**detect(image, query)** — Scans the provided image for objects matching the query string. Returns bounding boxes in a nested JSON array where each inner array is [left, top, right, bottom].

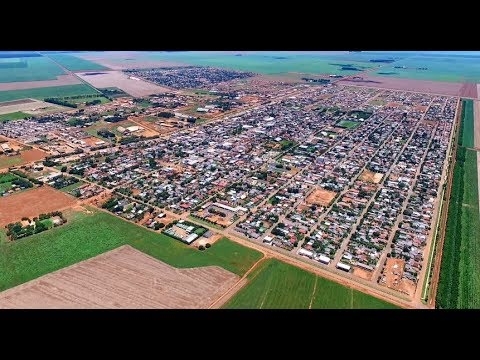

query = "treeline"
[[10, 170, 42, 185], [44, 98, 77, 108]]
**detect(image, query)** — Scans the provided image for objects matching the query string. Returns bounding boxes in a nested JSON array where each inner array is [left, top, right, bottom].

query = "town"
[[0, 70, 456, 301]]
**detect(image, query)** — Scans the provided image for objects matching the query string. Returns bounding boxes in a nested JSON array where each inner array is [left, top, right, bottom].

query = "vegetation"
[[437, 99, 480, 309], [0, 56, 65, 83], [0, 210, 262, 291], [224, 259, 399, 309], [5, 211, 65, 241], [0, 84, 100, 103], [0, 111, 32, 123], [45, 54, 108, 71], [337, 120, 361, 129]]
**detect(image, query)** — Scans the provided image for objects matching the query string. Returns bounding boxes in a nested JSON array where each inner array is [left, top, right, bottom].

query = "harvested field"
[[0, 245, 240, 309], [75, 51, 186, 70], [77, 71, 171, 97], [459, 82, 478, 99], [305, 188, 336, 206], [0, 98, 66, 115], [359, 169, 383, 184], [0, 186, 77, 226], [337, 75, 464, 97], [0, 75, 81, 92]]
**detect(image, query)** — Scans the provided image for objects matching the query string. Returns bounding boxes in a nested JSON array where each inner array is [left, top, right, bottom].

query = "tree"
[[205, 243, 211, 248], [198, 245, 205, 251], [60, 166, 67, 172]]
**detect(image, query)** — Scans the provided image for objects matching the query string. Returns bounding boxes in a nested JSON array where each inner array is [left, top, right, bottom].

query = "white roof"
[[184, 233, 199, 244]]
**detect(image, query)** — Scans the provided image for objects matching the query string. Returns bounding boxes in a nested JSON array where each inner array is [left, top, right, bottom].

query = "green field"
[[0, 172, 18, 193], [0, 155, 23, 169], [0, 56, 65, 83], [58, 181, 85, 193], [0, 230, 7, 245], [44, 54, 109, 71], [39, 218, 54, 229], [0, 111, 31, 123], [62, 95, 110, 105], [224, 259, 399, 309], [337, 120, 361, 129], [461, 99, 474, 148], [0, 209, 262, 292], [0, 84, 100, 103], [437, 98, 480, 308]]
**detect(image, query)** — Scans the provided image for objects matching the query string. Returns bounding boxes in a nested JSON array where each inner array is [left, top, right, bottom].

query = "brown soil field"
[[82, 137, 106, 147], [337, 75, 464, 97], [20, 149, 48, 162], [77, 71, 170, 97], [0, 99, 36, 107], [0, 75, 81, 92], [0, 186, 77, 226], [352, 266, 373, 281], [76, 51, 186, 70], [305, 188, 337, 206], [359, 169, 383, 184], [459, 82, 478, 98], [0, 245, 240, 309], [206, 214, 233, 227]]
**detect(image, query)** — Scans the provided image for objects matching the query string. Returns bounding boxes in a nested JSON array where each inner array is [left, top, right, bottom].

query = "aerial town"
[[0, 64, 457, 305]]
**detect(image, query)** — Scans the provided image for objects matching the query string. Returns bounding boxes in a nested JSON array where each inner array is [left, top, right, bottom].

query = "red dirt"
[[20, 149, 48, 162], [0, 245, 240, 309], [0, 186, 77, 226], [337, 75, 464, 97]]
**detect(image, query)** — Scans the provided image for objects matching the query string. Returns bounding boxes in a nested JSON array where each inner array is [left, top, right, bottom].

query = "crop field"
[[460, 99, 474, 148], [0, 56, 65, 83], [0, 245, 239, 309], [44, 53, 109, 71], [0, 84, 100, 103], [223, 259, 399, 309], [337, 120, 361, 129], [0, 111, 31, 122], [437, 148, 480, 309], [0, 209, 261, 292], [0, 148, 48, 170]]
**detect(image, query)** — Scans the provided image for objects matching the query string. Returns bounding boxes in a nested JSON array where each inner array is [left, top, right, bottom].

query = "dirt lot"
[[359, 169, 383, 184], [20, 149, 48, 162], [77, 71, 171, 97], [459, 82, 478, 98], [0, 75, 82, 92], [0, 245, 239, 309], [305, 187, 337, 206], [337, 75, 464, 97], [82, 137, 106, 147], [379, 258, 416, 297], [353, 266, 373, 281], [0, 186, 77, 226], [205, 214, 233, 227]]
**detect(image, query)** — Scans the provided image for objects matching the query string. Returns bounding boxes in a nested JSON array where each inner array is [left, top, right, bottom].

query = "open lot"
[[305, 187, 337, 206], [224, 259, 399, 309], [0, 74, 82, 92], [0, 245, 239, 309], [77, 71, 170, 97], [0, 98, 67, 116], [0, 209, 261, 292], [0, 186, 77, 226], [337, 75, 464, 97], [359, 169, 383, 183]]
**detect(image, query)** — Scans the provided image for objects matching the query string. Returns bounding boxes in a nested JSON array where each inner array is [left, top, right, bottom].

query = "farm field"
[[0, 209, 262, 292], [461, 99, 474, 148], [0, 98, 67, 116], [224, 259, 399, 309], [77, 71, 170, 97], [0, 111, 31, 122], [0, 186, 77, 226], [0, 56, 65, 83], [43, 53, 109, 71], [0, 84, 100, 103], [437, 148, 480, 309], [0, 155, 23, 169], [0, 245, 239, 309]]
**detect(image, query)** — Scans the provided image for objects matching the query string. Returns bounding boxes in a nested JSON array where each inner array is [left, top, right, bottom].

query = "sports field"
[[0, 209, 262, 292], [44, 53, 109, 71], [0, 56, 65, 83], [0, 84, 100, 102], [223, 259, 399, 309]]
